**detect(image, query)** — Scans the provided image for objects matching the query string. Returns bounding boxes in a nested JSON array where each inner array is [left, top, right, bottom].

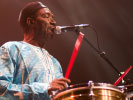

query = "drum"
[[52, 81, 126, 100], [126, 92, 133, 100], [123, 84, 133, 100]]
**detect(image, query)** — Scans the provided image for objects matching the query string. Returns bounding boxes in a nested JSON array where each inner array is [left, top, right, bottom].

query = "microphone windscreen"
[[54, 26, 62, 35]]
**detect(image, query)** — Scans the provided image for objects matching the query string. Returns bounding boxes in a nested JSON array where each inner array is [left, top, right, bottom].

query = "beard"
[[33, 20, 55, 42]]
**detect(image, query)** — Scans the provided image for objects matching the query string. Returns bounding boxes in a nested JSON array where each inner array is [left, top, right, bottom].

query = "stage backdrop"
[[0, 0, 132, 85]]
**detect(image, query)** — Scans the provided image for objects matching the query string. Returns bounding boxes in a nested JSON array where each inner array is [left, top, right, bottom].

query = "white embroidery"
[[31, 46, 55, 83]]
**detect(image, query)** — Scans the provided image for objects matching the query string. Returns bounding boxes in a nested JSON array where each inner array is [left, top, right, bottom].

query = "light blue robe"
[[0, 41, 63, 100]]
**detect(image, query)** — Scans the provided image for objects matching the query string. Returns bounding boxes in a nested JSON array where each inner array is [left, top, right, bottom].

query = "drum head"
[[53, 83, 126, 100]]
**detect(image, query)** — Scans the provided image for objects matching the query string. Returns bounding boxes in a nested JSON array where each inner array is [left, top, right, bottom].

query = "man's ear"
[[26, 17, 35, 25]]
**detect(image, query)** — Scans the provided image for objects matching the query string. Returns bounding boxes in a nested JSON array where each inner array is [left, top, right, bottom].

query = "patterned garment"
[[0, 41, 64, 100]]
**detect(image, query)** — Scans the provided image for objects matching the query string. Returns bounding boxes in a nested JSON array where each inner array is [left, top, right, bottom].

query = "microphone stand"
[[74, 29, 129, 85]]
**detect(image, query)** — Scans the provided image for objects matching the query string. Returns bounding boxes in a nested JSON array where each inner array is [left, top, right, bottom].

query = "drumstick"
[[114, 66, 132, 86], [65, 32, 84, 78]]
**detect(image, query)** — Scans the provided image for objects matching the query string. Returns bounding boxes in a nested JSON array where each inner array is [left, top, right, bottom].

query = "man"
[[0, 1, 70, 100]]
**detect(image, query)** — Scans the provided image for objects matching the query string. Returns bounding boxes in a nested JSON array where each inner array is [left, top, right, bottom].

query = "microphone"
[[55, 24, 89, 34]]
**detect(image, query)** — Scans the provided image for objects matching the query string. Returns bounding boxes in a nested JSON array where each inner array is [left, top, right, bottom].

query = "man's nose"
[[50, 19, 56, 26]]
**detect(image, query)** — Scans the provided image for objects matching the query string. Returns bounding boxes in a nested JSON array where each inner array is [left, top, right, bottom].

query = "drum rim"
[[67, 83, 122, 91], [54, 82, 124, 98]]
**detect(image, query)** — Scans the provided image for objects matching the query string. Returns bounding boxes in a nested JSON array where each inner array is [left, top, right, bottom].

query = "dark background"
[[0, 0, 132, 85]]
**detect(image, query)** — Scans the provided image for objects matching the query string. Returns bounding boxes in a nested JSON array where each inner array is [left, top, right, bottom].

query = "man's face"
[[34, 8, 56, 40]]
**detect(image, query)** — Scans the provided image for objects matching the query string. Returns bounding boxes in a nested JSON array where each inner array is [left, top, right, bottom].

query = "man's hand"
[[14, 92, 23, 100], [48, 78, 71, 95]]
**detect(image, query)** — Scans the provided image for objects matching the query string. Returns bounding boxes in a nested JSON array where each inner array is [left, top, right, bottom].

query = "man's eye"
[[42, 14, 49, 18]]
